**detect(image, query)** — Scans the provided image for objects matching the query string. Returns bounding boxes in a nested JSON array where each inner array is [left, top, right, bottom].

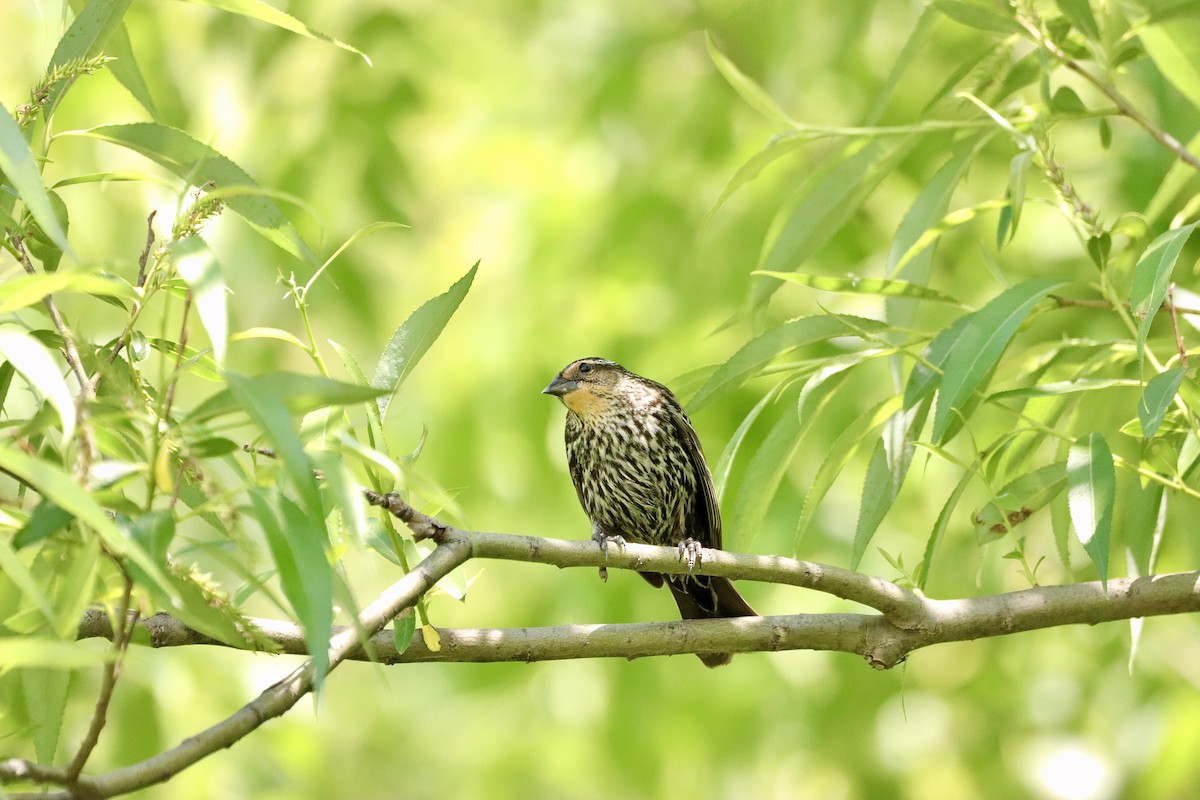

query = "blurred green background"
[[5, 0, 1200, 798]]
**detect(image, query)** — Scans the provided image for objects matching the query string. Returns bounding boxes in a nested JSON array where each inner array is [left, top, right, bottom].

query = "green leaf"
[[227, 373, 324, 522], [0, 102, 72, 255], [1146, 130, 1200, 221], [1134, 16, 1200, 108], [13, 500, 74, 549], [1050, 86, 1087, 113], [852, 440, 893, 570], [1056, 0, 1100, 38], [891, 199, 1010, 274], [188, 371, 386, 423], [1125, 481, 1166, 577], [986, 378, 1138, 401], [303, 221, 409, 294], [932, 279, 1066, 443], [0, 536, 58, 628], [707, 132, 811, 217], [973, 462, 1068, 539], [903, 313, 975, 409], [250, 488, 332, 683], [916, 467, 975, 589], [1067, 433, 1114, 584], [23, 668, 72, 764], [105, 22, 157, 117], [0, 639, 113, 668], [181, 0, 371, 64], [170, 238, 227, 367], [393, 610, 416, 655], [129, 510, 175, 565], [1130, 223, 1198, 362], [0, 270, 136, 313], [42, 0, 133, 120], [752, 139, 916, 309], [753, 272, 962, 305], [1137, 365, 1186, 439], [727, 402, 803, 552], [705, 32, 795, 127], [795, 397, 902, 554], [864, 4, 940, 124], [0, 326, 76, 441], [65, 123, 315, 263], [933, 0, 1023, 34], [688, 314, 887, 411], [372, 262, 477, 419]]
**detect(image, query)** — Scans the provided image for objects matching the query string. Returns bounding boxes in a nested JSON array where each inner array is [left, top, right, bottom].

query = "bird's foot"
[[592, 530, 626, 583], [678, 537, 704, 573]]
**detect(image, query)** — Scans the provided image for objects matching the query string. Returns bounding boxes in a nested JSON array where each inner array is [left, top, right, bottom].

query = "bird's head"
[[542, 357, 629, 418]]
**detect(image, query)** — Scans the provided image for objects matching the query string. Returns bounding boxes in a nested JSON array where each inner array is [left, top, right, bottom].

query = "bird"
[[542, 357, 756, 667]]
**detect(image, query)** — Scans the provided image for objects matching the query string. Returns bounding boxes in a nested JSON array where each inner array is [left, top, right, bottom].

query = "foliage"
[[2, 0, 1200, 798]]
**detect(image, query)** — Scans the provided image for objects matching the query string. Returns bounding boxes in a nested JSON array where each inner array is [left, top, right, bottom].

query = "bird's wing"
[[664, 400, 722, 550]]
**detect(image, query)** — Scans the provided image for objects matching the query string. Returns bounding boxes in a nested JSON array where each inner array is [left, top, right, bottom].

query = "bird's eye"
[[578, 362, 593, 374]]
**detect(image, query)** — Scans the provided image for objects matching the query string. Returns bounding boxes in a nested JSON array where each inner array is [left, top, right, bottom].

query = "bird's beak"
[[542, 376, 578, 397]]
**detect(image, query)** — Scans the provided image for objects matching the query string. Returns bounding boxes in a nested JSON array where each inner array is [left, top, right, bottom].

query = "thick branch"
[[70, 532, 1200, 670]]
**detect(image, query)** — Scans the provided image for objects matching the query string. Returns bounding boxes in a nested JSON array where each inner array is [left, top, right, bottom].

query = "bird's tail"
[[664, 575, 756, 668]]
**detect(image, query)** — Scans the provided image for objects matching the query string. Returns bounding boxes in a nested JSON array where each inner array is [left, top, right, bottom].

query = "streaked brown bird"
[[543, 357, 756, 667]]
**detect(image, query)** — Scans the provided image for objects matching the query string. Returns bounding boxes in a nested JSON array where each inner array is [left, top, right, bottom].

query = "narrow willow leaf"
[[865, 4, 939, 124], [973, 462, 1067, 539], [987, 378, 1138, 401], [1067, 433, 1115, 584], [707, 132, 811, 217], [1146, 130, 1200, 220], [728, 404, 802, 552], [227, 373, 324, 521], [0, 103, 72, 255], [903, 313, 975, 409], [1006, 150, 1034, 243], [0, 536, 58, 628], [229, 326, 309, 350], [795, 396, 902, 553], [713, 384, 782, 501], [188, 371, 385, 423], [891, 199, 1010, 274], [304, 221, 408, 293], [372, 262, 478, 419], [933, 279, 1066, 443], [916, 467, 975, 589], [182, 0, 371, 64], [313, 449, 369, 545], [689, 314, 887, 411], [106, 22, 157, 116], [933, 0, 1023, 33], [42, 0, 133, 119], [0, 327, 76, 441], [171, 238, 227, 367], [705, 32, 796, 127], [753, 271, 962, 305], [1056, 0, 1100, 39], [1135, 18, 1200, 108], [66, 123, 316, 263], [23, 668, 72, 764], [1125, 481, 1166, 578], [752, 139, 916, 309], [0, 271, 135, 313], [13, 500, 74, 549], [393, 610, 416, 655], [851, 440, 892, 570], [0, 639, 114, 668], [1130, 223, 1198, 362], [250, 489, 331, 682], [1137, 365, 1186, 439]]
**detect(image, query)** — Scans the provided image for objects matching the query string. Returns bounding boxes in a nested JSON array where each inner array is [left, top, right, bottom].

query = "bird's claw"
[[592, 531, 626, 582], [678, 538, 703, 573]]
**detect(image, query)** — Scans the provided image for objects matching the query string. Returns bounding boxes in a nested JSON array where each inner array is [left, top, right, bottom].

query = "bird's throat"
[[562, 389, 610, 420]]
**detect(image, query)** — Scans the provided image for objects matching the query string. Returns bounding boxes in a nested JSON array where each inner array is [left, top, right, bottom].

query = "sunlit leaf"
[[42, 0, 132, 120], [393, 610, 416, 655], [0, 639, 114, 668], [1130, 222, 1198, 362], [705, 32, 796, 127], [932, 279, 1066, 443], [189, 371, 386, 423], [916, 467, 975, 588], [0, 326, 76, 442], [171, 237, 227, 367], [373, 262, 477, 419], [180, 0, 371, 64], [753, 271, 962, 305], [64, 123, 316, 263], [689, 314, 887, 411], [1137, 365, 1186, 439], [1068, 433, 1114, 584], [23, 668, 72, 764], [0, 102, 72, 255], [933, 0, 1023, 34], [0, 271, 135, 313]]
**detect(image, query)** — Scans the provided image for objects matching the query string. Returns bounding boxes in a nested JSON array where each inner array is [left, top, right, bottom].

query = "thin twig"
[[66, 574, 138, 785], [1013, 5, 1200, 172], [1168, 284, 1188, 368], [136, 211, 157, 289]]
